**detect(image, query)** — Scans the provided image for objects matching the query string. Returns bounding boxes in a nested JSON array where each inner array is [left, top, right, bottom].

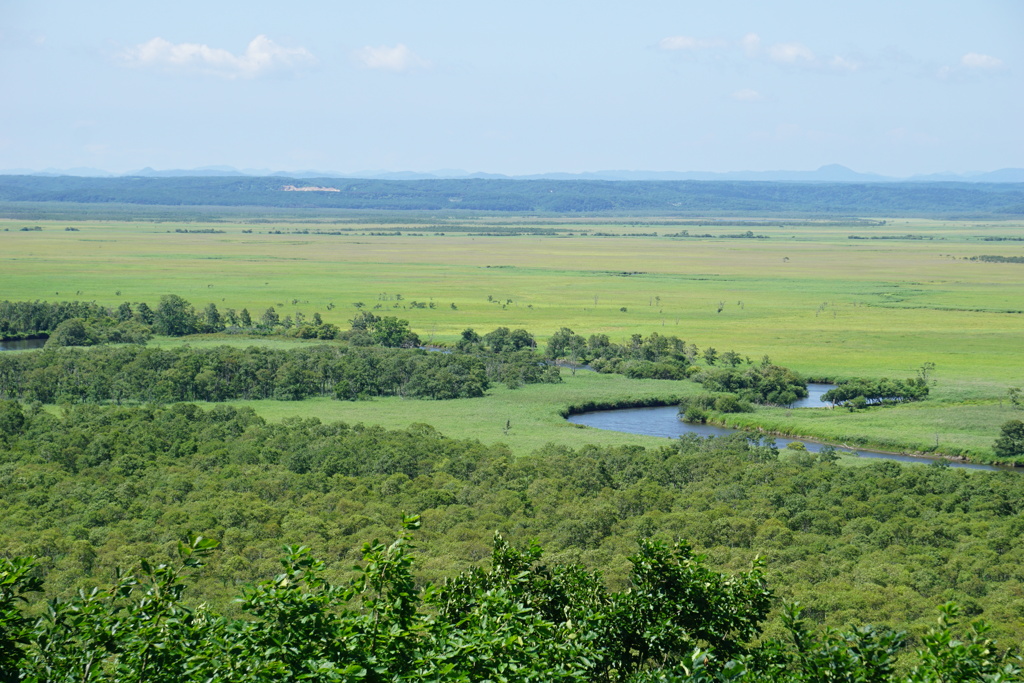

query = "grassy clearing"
[[215, 371, 702, 457]]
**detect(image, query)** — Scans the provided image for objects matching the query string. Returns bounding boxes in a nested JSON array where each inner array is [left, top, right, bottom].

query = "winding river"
[[567, 383, 1011, 472]]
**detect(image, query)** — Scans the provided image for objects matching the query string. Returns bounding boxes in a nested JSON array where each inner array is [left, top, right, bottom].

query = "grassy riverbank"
[[715, 402, 1023, 465]]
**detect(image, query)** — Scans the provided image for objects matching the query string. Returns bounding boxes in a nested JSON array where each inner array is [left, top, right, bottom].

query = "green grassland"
[[225, 371, 697, 455], [2, 216, 1023, 461]]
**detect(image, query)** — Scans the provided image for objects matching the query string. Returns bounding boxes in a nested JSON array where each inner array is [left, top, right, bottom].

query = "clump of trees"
[[347, 311, 421, 348], [822, 377, 930, 408], [694, 362, 808, 406], [679, 392, 755, 423], [0, 299, 160, 343], [0, 300, 110, 340], [454, 327, 559, 389], [44, 316, 151, 348], [546, 329, 695, 379], [543, 331, 808, 405], [994, 420, 1024, 460]]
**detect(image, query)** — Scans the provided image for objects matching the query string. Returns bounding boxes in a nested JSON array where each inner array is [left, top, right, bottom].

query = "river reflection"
[[567, 405, 1008, 472], [790, 383, 835, 408], [0, 338, 47, 351]]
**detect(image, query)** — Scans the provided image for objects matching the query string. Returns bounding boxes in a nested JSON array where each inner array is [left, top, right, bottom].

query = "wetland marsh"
[[2, 214, 1022, 463]]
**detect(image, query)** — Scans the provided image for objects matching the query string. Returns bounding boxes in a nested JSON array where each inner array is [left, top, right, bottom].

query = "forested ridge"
[[2, 175, 1023, 217]]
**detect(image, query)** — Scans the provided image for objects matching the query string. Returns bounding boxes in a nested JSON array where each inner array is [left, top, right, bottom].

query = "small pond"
[[0, 338, 47, 351], [567, 405, 1010, 472]]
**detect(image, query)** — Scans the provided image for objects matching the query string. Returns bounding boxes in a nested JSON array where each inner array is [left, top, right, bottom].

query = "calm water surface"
[[567, 405, 1010, 472], [0, 338, 46, 351], [790, 383, 835, 408]]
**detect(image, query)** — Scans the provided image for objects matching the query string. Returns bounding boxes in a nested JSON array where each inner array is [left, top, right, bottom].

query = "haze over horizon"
[[1, 0, 1020, 177], [5, 163, 1024, 184]]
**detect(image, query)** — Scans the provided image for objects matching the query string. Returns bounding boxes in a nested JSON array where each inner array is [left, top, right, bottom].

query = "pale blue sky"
[[1, 0, 1020, 176]]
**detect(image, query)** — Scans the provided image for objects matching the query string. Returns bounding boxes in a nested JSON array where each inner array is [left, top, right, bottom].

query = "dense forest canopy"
[[1, 175, 1023, 217], [2, 402, 1024, 679]]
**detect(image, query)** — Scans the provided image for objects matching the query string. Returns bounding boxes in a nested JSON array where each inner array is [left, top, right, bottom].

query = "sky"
[[1, 0, 1021, 176]]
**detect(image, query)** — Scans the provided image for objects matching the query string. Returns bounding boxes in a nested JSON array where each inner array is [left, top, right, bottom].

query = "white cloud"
[[355, 44, 429, 72], [731, 88, 763, 102], [741, 33, 761, 57], [937, 52, 1006, 81], [830, 56, 860, 72], [961, 52, 1003, 69], [665, 31, 856, 75], [659, 36, 727, 51], [121, 35, 315, 79], [767, 42, 815, 64]]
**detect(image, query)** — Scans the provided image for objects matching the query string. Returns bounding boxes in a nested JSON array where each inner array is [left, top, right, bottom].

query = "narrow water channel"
[[0, 338, 47, 351], [567, 405, 1009, 472]]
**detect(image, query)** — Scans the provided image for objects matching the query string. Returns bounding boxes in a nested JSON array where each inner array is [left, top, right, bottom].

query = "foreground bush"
[[2, 522, 1021, 681]]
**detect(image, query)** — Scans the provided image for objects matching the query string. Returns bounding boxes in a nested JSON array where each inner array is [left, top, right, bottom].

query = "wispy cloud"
[[658, 36, 728, 51], [663, 32, 856, 72], [120, 35, 315, 79], [731, 88, 763, 102], [740, 33, 761, 57], [767, 42, 815, 64], [938, 52, 1006, 81], [961, 52, 1003, 69], [355, 44, 429, 72], [829, 56, 860, 72]]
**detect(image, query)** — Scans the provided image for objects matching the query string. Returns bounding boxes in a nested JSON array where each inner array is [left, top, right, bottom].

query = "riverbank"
[[567, 404, 1014, 472], [704, 402, 1023, 467]]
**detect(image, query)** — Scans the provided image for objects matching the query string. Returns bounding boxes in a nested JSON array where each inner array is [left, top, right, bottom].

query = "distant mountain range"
[[2, 164, 1023, 183]]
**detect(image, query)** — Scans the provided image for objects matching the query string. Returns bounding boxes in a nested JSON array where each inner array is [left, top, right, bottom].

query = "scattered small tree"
[[260, 306, 280, 328], [918, 361, 936, 384], [1008, 387, 1022, 410]]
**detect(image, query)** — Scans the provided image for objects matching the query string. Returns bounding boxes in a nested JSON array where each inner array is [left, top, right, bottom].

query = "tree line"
[[822, 378, 930, 408], [2, 297, 815, 407], [0, 299, 119, 341], [546, 329, 810, 406], [0, 342, 561, 405], [3, 174, 1024, 217]]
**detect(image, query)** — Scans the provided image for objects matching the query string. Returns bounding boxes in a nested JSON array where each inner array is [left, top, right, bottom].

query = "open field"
[[2, 215, 1023, 460], [2, 217, 1022, 381], [225, 371, 696, 456]]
